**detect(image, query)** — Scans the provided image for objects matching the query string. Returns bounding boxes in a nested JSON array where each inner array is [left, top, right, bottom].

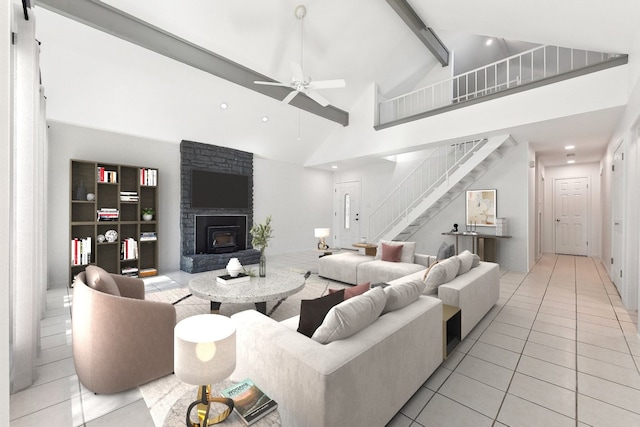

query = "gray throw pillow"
[[436, 242, 449, 260]]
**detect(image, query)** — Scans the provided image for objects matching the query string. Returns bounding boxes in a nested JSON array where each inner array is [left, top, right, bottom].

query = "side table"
[[443, 304, 461, 359], [352, 243, 377, 256], [164, 379, 281, 426]]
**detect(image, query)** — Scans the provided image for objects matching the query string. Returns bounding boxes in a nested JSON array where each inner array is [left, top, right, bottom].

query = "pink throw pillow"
[[328, 281, 371, 300], [381, 242, 403, 262]]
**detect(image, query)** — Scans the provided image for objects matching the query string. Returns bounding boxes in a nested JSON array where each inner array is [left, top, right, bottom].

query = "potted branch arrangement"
[[250, 215, 273, 277]]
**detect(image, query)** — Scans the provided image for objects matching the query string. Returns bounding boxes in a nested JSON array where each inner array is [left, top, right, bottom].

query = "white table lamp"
[[314, 228, 330, 250], [174, 314, 236, 426]]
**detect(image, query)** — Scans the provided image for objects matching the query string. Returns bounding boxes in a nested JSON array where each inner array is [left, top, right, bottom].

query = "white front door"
[[334, 181, 361, 249], [611, 142, 624, 294], [554, 177, 589, 256]]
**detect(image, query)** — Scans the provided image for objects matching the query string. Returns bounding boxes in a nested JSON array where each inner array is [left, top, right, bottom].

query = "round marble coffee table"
[[189, 267, 306, 315], [163, 379, 281, 426]]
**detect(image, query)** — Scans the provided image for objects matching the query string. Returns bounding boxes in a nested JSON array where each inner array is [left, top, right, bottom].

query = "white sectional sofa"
[[388, 259, 500, 339], [319, 240, 434, 285], [231, 294, 443, 427]]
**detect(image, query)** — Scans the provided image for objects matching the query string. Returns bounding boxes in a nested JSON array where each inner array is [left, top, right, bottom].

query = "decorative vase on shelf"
[[226, 257, 242, 277], [142, 213, 153, 221], [259, 250, 266, 277]]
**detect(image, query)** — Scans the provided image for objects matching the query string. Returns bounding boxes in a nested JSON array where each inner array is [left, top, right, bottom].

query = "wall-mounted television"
[[191, 169, 250, 209]]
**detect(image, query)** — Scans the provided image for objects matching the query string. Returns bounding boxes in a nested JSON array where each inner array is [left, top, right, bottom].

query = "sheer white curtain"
[[10, 0, 48, 393]]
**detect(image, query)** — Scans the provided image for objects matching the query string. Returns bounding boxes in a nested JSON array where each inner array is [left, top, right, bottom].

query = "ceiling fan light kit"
[[253, 4, 345, 108]]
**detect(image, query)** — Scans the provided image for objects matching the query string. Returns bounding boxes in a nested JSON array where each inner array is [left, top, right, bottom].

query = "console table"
[[441, 232, 511, 262]]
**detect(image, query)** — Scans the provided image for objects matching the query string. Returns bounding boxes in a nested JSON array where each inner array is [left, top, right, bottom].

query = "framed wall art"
[[466, 189, 496, 226]]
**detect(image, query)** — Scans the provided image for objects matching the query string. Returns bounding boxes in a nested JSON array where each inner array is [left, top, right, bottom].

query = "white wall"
[[253, 158, 333, 255], [47, 122, 333, 286], [334, 140, 529, 272], [541, 163, 602, 259], [1, 0, 11, 421]]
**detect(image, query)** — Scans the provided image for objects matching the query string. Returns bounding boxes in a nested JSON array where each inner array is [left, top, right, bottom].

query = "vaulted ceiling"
[[36, 0, 640, 168]]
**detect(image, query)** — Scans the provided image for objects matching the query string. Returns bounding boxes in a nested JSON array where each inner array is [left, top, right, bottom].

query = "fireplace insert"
[[207, 226, 240, 254]]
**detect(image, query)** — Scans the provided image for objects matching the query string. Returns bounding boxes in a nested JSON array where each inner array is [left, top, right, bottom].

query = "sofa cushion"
[[457, 250, 474, 275], [381, 242, 403, 262], [436, 242, 455, 260], [328, 282, 371, 300], [312, 287, 387, 344], [85, 265, 120, 296], [424, 256, 461, 294], [472, 253, 481, 268], [382, 279, 426, 314], [375, 240, 415, 264], [297, 290, 345, 338]]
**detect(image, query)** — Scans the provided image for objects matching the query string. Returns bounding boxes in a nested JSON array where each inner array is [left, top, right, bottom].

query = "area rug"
[[140, 270, 346, 426]]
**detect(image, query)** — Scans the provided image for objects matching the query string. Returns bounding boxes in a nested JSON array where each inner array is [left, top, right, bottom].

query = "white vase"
[[226, 258, 242, 277], [142, 213, 153, 221]]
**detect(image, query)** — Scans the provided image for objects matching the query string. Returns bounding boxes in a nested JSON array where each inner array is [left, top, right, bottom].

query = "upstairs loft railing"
[[369, 138, 486, 242], [378, 45, 622, 125]]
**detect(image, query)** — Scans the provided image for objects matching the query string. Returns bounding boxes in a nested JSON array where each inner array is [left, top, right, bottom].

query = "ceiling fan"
[[254, 5, 345, 107]]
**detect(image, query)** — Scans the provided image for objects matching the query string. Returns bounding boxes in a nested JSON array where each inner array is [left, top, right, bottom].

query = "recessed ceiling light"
[[261, 116, 269, 122], [485, 38, 493, 46], [567, 160, 576, 164], [564, 145, 575, 150], [331, 165, 338, 169], [220, 102, 228, 109]]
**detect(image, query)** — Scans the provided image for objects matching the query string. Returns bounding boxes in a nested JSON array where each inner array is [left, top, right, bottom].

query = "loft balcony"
[[376, 45, 628, 130]]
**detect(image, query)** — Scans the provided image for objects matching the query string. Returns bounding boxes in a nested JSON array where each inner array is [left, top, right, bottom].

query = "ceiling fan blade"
[[307, 79, 346, 90], [304, 90, 330, 107], [254, 80, 291, 88], [282, 90, 300, 104], [290, 62, 304, 82]]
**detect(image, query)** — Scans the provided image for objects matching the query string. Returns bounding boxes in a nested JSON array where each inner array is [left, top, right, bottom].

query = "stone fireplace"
[[180, 141, 260, 273]]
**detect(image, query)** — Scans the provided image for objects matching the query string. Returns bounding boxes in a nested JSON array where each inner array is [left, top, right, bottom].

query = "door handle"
[[556, 219, 560, 223]]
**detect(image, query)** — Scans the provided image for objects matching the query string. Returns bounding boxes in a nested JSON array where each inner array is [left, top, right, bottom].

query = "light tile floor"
[[10, 252, 640, 426]]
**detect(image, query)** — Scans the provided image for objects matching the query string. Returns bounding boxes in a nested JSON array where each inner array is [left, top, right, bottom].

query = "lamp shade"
[[174, 314, 236, 386], [314, 228, 330, 238]]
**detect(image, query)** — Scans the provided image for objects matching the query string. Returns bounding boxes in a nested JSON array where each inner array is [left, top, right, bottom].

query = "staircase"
[[369, 134, 516, 243]]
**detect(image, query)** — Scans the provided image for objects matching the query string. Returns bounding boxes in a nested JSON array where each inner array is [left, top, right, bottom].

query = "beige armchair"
[[72, 266, 176, 394]]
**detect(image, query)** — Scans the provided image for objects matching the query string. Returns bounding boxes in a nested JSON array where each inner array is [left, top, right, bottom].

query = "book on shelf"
[[139, 268, 158, 278], [120, 191, 139, 202], [221, 379, 278, 425], [139, 168, 158, 186], [121, 267, 139, 277], [97, 208, 119, 221], [139, 231, 157, 241], [216, 273, 251, 284], [97, 167, 117, 183], [120, 238, 138, 260], [71, 237, 92, 266]]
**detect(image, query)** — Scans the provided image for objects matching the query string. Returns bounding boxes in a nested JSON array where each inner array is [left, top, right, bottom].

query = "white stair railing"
[[378, 45, 621, 125], [369, 138, 487, 241]]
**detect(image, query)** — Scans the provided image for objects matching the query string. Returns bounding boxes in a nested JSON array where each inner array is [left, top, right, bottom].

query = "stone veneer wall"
[[180, 140, 259, 272]]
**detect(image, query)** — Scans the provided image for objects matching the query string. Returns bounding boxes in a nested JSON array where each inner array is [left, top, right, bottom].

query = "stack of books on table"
[[97, 208, 119, 221], [120, 191, 139, 202], [221, 378, 278, 425]]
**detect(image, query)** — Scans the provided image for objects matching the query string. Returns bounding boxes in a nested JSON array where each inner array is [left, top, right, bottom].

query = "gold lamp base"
[[186, 385, 234, 426]]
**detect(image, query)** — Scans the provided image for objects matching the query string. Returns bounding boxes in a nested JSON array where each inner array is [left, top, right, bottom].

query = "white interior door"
[[334, 181, 361, 249], [554, 177, 589, 256], [611, 143, 624, 293]]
